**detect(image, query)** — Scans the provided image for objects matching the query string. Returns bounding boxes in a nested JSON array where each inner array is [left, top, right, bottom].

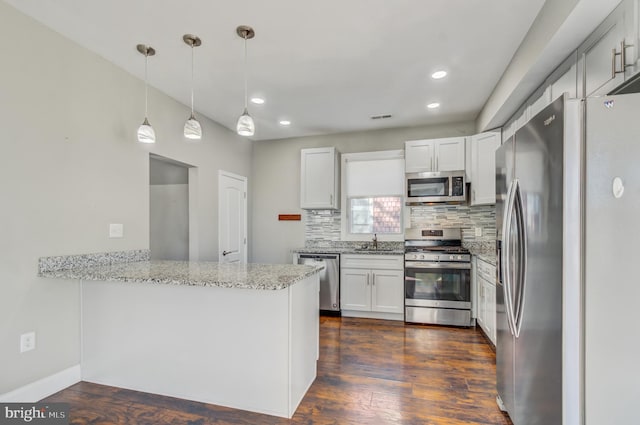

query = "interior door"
[[585, 94, 640, 425], [218, 171, 247, 264]]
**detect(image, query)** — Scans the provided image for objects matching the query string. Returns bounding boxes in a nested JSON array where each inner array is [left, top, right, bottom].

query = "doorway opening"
[[149, 154, 198, 261]]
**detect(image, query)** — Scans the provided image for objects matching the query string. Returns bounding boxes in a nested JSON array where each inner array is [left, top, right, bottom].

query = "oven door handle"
[[404, 261, 471, 270]]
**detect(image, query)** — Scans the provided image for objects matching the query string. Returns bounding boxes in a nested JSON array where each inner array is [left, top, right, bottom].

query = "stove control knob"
[[449, 255, 454, 260], [419, 254, 425, 260], [457, 255, 462, 260]]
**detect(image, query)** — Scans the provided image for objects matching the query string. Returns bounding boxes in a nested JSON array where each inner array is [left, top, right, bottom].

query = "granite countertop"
[[476, 253, 497, 266], [39, 260, 322, 291], [294, 247, 404, 255], [463, 241, 497, 266]]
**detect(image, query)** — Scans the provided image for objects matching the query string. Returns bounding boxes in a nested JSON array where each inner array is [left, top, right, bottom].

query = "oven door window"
[[407, 178, 449, 198], [405, 266, 470, 302]]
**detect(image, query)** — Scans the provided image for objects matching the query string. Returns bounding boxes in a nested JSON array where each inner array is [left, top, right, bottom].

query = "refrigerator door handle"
[[502, 179, 518, 337], [513, 180, 527, 338]]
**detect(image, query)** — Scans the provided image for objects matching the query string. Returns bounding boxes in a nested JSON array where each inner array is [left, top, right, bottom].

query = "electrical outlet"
[[475, 227, 483, 237], [109, 223, 124, 238], [20, 332, 36, 353]]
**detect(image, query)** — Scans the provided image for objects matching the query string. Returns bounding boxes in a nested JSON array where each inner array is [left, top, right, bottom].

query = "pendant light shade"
[[137, 118, 156, 144], [184, 115, 202, 139], [236, 108, 255, 136], [136, 44, 156, 144], [183, 34, 202, 141], [236, 26, 255, 137]]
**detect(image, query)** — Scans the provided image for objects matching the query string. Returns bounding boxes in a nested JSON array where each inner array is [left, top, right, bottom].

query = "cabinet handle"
[[330, 194, 333, 205], [435, 157, 438, 171], [612, 41, 635, 78], [372, 273, 376, 285], [430, 157, 434, 171], [473, 189, 476, 202]]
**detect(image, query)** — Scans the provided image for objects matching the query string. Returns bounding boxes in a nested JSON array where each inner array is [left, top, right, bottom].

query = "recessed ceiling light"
[[250, 97, 265, 105], [279, 120, 291, 126], [431, 70, 447, 79], [427, 102, 441, 109]]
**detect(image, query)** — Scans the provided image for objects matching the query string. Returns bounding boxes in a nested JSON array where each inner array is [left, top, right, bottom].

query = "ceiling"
[[4, 0, 546, 141]]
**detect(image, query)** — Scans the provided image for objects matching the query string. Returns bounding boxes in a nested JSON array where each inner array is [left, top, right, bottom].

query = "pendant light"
[[183, 34, 202, 140], [236, 25, 255, 137], [136, 44, 156, 144]]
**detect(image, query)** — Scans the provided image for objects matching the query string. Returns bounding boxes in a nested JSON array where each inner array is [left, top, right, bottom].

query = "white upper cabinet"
[[551, 62, 578, 100], [436, 138, 466, 171], [578, 4, 627, 97], [624, 0, 640, 78], [469, 131, 501, 206], [404, 140, 435, 172], [300, 147, 339, 209], [405, 137, 466, 173]]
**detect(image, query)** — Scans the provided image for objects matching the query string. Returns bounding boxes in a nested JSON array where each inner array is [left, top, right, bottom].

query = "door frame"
[[218, 170, 248, 263]]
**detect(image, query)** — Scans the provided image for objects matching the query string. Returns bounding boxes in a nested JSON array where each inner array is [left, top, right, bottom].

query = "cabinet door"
[[340, 268, 371, 311], [300, 147, 337, 209], [476, 276, 487, 332], [579, 6, 626, 97], [486, 282, 497, 345], [470, 131, 501, 206], [624, 0, 639, 78], [371, 269, 404, 314], [405, 140, 435, 173], [551, 62, 578, 100], [435, 138, 466, 171]]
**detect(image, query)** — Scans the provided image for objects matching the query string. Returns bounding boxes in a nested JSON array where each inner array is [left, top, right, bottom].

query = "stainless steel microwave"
[[405, 171, 466, 204]]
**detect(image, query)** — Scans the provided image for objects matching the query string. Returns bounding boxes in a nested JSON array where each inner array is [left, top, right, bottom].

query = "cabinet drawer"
[[341, 254, 403, 270], [477, 259, 496, 283]]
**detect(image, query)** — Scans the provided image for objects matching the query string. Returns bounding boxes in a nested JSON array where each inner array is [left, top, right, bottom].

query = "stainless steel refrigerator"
[[496, 96, 564, 425], [582, 92, 640, 425], [496, 92, 640, 424]]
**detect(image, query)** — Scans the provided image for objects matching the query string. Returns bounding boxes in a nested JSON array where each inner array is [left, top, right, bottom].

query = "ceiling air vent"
[[370, 114, 392, 120]]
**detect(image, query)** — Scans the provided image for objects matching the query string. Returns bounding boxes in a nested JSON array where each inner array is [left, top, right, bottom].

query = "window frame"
[[340, 150, 405, 242]]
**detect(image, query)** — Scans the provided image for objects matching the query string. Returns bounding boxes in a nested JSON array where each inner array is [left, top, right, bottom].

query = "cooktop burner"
[[405, 246, 469, 254]]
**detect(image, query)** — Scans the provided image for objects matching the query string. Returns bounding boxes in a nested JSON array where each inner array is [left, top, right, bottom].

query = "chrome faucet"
[[372, 233, 378, 250]]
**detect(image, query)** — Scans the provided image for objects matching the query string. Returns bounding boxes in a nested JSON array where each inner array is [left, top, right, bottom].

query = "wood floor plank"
[[41, 317, 512, 424]]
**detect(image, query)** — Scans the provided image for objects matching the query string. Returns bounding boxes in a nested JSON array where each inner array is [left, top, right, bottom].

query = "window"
[[349, 196, 402, 234], [341, 150, 405, 241]]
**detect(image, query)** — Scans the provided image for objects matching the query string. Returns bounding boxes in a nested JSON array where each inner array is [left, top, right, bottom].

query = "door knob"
[[222, 250, 232, 256]]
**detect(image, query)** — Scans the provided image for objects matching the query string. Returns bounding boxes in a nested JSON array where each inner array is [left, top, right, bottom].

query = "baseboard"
[[341, 310, 404, 321], [0, 365, 81, 402]]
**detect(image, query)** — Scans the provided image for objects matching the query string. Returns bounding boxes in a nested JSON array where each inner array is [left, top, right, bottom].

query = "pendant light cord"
[[144, 51, 149, 118], [190, 44, 195, 116], [243, 34, 248, 110]]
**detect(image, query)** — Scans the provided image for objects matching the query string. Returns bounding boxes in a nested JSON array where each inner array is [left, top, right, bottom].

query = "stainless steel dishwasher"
[[297, 253, 340, 314]]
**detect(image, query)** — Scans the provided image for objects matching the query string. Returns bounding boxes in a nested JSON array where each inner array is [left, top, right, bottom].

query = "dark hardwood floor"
[[42, 317, 512, 424]]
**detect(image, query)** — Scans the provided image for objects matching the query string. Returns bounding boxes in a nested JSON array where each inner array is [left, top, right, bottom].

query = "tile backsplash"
[[409, 204, 496, 242], [304, 204, 496, 246], [305, 210, 341, 243]]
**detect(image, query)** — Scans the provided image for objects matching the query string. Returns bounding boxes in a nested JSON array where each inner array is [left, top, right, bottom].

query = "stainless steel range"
[[404, 228, 472, 326]]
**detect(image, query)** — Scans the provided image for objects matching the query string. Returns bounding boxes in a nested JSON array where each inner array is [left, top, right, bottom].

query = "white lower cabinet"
[[340, 255, 404, 321], [474, 257, 497, 345]]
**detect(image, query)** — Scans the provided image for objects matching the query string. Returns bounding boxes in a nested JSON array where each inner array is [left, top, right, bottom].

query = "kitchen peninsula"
[[38, 250, 321, 418]]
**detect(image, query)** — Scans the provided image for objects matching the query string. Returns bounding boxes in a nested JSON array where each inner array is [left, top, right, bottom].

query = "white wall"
[[0, 2, 252, 395], [150, 185, 189, 261], [252, 121, 475, 264], [150, 158, 190, 261]]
